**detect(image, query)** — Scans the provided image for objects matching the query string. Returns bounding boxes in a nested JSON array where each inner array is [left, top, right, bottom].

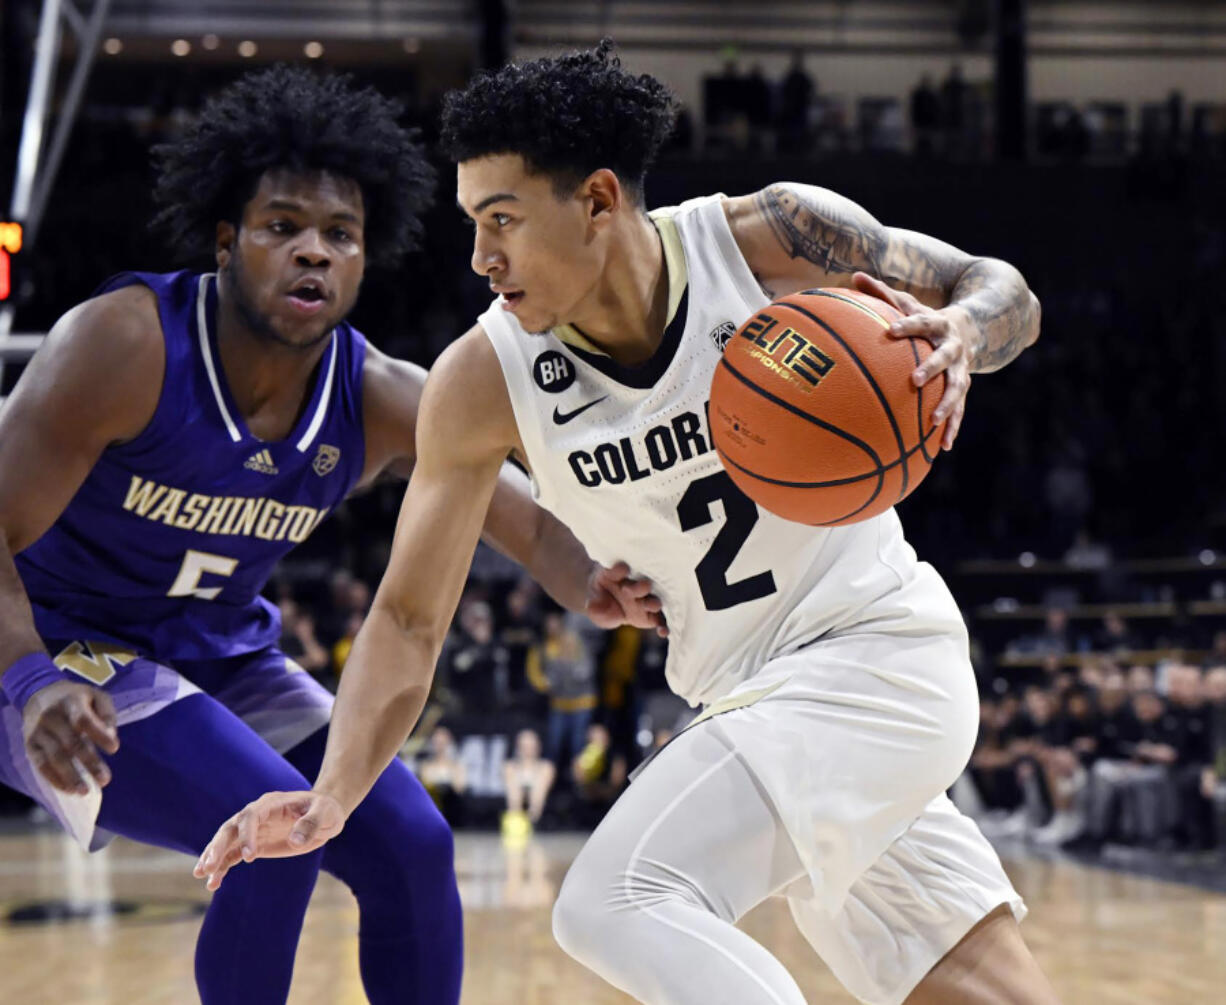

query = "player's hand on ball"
[[194, 790, 345, 890], [586, 561, 668, 637], [852, 272, 972, 451], [22, 681, 119, 795]]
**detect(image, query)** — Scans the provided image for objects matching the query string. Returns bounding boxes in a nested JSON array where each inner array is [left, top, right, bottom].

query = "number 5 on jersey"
[[168, 549, 238, 600]]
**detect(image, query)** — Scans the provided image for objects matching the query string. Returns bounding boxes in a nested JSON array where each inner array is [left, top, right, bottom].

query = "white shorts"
[[560, 625, 1025, 1004], [706, 628, 1023, 1000]]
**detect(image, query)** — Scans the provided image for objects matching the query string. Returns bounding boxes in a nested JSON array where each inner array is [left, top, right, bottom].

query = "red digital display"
[[0, 222, 22, 302]]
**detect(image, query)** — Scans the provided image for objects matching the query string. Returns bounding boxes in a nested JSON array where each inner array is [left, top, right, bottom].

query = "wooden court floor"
[[0, 828, 1223, 1003]]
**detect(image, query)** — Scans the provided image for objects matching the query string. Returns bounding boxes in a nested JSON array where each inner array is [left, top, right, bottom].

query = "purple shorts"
[[0, 641, 333, 847]]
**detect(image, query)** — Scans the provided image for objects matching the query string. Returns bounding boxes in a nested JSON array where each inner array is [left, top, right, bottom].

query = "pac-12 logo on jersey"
[[532, 350, 576, 393], [709, 321, 736, 352], [313, 444, 340, 476]]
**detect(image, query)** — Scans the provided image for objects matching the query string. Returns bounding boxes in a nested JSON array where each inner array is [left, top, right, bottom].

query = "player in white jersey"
[[198, 43, 1059, 1004]]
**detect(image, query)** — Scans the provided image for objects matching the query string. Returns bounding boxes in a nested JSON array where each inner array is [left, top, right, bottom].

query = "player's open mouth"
[[500, 291, 524, 311], [286, 279, 329, 315]]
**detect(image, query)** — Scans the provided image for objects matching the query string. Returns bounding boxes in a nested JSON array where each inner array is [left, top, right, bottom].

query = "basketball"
[[710, 288, 946, 526]]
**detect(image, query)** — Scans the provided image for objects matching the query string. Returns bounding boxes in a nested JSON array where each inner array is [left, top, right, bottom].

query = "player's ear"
[[215, 220, 236, 271], [583, 169, 622, 229]]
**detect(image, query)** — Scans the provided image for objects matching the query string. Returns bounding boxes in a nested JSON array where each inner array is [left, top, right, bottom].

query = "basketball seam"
[[717, 447, 881, 525], [801, 287, 890, 325], [716, 358, 885, 468], [776, 293, 912, 500], [717, 433, 936, 489]]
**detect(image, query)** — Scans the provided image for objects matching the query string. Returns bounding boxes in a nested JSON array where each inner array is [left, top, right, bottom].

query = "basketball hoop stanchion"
[[1, 0, 113, 388]]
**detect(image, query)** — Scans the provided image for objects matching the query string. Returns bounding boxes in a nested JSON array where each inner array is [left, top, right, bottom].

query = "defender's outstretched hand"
[[853, 272, 973, 450], [586, 562, 668, 637], [194, 790, 344, 891]]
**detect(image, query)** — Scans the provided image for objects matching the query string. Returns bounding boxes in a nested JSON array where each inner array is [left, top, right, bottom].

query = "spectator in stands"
[[441, 598, 509, 716], [1167, 664, 1214, 848], [1063, 529, 1112, 570], [598, 624, 643, 774], [744, 63, 772, 149], [777, 49, 815, 153], [504, 728, 555, 827], [1094, 665, 1133, 761], [1035, 607, 1072, 658], [1043, 443, 1093, 555], [418, 725, 468, 826], [331, 609, 365, 679], [967, 696, 1023, 815], [319, 569, 356, 648], [278, 596, 330, 677], [940, 62, 969, 155], [527, 611, 598, 768], [572, 722, 628, 823], [498, 575, 544, 704], [1200, 665, 1226, 848], [1094, 611, 1137, 655], [1033, 686, 1097, 845], [703, 55, 747, 150], [1078, 656, 1111, 691], [909, 74, 941, 156], [1128, 663, 1155, 694], [1088, 690, 1179, 847], [1205, 631, 1226, 670], [651, 726, 675, 756], [1008, 687, 1065, 832], [666, 106, 695, 153], [1123, 661, 1152, 696], [320, 568, 371, 650]]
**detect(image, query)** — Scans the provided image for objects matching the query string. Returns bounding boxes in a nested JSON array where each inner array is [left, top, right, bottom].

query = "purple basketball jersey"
[[16, 270, 368, 660]]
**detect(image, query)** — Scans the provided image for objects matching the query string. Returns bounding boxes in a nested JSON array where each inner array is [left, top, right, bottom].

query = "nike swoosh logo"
[[552, 396, 609, 425]]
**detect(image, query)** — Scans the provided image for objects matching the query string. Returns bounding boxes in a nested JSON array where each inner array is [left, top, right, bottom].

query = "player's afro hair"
[[152, 64, 434, 268], [439, 39, 678, 202]]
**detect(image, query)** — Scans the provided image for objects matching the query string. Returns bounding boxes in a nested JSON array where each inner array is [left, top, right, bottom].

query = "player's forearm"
[[0, 534, 48, 673], [948, 259, 1041, 373], [528, 512, 594, 613], [480, 465, 593, 612], [312, 606, 440, 817]]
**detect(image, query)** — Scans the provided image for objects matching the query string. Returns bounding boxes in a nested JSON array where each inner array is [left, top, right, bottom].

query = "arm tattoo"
[[754, 183, 1037, 372], [755, 184, 960, 298], [949, 259, 1038, 373], [754, 185, 887, 278]]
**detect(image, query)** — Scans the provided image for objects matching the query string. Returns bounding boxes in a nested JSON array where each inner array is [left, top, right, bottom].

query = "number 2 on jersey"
[[677, 472, 777, 611]]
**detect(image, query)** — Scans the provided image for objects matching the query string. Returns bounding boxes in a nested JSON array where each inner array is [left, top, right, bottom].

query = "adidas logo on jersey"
[[243, 448, 279, 475]]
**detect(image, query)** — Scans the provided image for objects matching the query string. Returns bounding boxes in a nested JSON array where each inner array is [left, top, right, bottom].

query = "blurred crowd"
[[275, 551, 1226, 855], [274, 549, 690, 835], [960, 659, 1226, 854]]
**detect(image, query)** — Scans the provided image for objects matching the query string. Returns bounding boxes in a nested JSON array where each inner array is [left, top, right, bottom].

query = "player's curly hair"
[[439, 39, 678, 203], [151, 64, 434, 267]]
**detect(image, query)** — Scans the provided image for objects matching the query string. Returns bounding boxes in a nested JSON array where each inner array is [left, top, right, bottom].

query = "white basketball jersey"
[[480, 194, 964, 707]]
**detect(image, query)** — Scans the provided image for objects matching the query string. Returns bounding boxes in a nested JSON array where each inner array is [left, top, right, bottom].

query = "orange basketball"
[[709, 288, 946, 526]]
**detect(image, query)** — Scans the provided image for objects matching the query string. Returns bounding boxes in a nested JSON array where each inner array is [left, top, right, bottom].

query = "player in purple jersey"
[[0, 67, 661, 1005]]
